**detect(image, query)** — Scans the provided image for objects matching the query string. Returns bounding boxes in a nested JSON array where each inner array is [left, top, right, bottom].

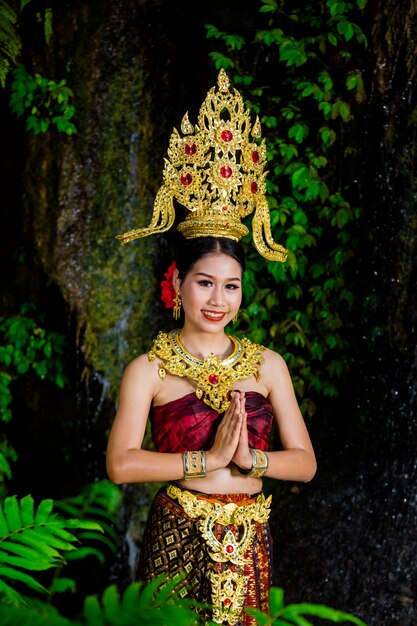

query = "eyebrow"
[[194, 272, 241, 282]]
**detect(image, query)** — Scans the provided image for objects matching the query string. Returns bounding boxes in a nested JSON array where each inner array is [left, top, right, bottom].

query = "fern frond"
[[0, 600, 74, 625], [0, 565, 47, 594], [0, 495, 101, 604], [55, 481, 121, 561], [81, 578, 198, 626], [280, 603, 367, 625], [64, 546, 105, 564]]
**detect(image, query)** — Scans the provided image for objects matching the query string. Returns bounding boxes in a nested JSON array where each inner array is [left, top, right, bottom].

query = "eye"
[[226, 283, 240, 290], [198, 280, 212, 287]]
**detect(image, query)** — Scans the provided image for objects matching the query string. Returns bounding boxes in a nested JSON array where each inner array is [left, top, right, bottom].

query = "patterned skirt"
[[137, 483, 273, 626]]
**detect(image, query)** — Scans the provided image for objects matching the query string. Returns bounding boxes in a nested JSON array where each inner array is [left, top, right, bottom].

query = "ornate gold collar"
[[148, 329, 265, 412]]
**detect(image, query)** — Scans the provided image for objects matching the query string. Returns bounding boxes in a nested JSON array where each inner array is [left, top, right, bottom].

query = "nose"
[[207, 285, 225, 308]]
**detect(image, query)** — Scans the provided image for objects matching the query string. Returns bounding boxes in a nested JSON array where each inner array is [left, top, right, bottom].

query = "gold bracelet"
[[248, 448, 268, 478], [182, 450, 206, 480]]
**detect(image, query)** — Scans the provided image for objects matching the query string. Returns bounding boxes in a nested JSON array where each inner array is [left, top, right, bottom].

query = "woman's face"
[[173, 252, 242, 333]]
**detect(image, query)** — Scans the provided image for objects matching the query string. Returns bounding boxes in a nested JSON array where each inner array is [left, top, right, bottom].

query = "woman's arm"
[[261, 349, 317, 483], [106, 355, 184, 484]]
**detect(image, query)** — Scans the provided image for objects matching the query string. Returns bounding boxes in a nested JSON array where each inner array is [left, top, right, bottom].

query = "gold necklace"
[[148, 329, 265, 412], [174, 331, 240, 365]]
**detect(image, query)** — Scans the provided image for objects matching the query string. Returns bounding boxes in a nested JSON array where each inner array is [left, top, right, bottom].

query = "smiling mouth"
[[201, 310, 227, 322]]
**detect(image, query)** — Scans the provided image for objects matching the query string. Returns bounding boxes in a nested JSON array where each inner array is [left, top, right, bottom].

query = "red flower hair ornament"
[[160, 262, 177, 308]]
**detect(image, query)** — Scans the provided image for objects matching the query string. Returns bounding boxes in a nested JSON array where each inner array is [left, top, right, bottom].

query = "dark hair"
[[175, 237, 246, 281]]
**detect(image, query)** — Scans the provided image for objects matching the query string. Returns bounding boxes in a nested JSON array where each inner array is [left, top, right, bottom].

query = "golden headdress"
[[117, 69, 287, 262]]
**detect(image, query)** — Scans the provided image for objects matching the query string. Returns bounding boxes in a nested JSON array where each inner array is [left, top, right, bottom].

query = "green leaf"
[[49, 576, 77, 594], [34, 498, 54, 523], [346, 74, 357, 90], [0, 538, 60, 561], [282, 602, 367, 625], [259, 0, 278, 13], [4, 495, 22, 530], [0, 602, 74, 626], [65, 546, 105, 564], [288, 123, 309, 144], [0, 577, 22, 604], [208, 51, 234, 70], [44, 8, 53, 44], [204, 23, 225, 40], [225, 34, 245, 51], [337, 19, 354, 42], [102, 584, 120, 621], [291, 165, 311, 190], [270, 587, 285, 613], [328, 32, 338, 46], [84, 595, 104, 625], [0, 549, 60, 570], [0, 565, 48, 593], [279, 40, 307, 67], [19, 526, 77, 552]]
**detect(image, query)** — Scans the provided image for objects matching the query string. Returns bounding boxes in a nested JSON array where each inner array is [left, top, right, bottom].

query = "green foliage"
[[206, 0, 368, 414], [0, 579, 368, 625], [0, 494, 102, 605], [79, 575, 198, 626], [248, 586, 367, 625], [0, 307, 69, 487], [0, 0, 54, 88], [9, 65, 77, 134], [0, 308, 68, 422], [54, 481, 122, 567], [0, 576, 196, 625], [0, 2, 76, 133], [0, 0, 21, 87]]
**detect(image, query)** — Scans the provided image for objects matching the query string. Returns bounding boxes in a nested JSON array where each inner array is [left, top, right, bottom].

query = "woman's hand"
[[231, 393, 252, 470], [206, 392, 245, 472]]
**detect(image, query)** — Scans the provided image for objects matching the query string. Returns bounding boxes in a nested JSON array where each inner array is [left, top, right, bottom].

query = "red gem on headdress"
[[185, 143, 197, 155], [222, 206, 228, 212], [224, 598, 231, 606], [225, 544, 234, 554], [252, 150, 260, 163], [221, 130, 233, 142], [220, 166, 232, 178], [181, 173, 193, 185], [208, 374, 219, 385], [251, 181, 258, 193]]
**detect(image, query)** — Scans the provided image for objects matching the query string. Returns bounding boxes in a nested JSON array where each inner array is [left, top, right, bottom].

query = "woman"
[[106, 235, 316, 625]]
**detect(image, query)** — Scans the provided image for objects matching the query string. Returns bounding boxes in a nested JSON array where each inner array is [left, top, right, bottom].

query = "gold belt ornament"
[[167, 484, 271, 625]]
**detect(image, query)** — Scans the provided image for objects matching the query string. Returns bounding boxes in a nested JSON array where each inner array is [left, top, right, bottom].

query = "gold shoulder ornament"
[[148, 329, 265, 412]]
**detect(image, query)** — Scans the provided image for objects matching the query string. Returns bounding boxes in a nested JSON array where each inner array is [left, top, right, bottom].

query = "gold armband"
[[237, 448, 268, 478], [248, 448, 268, 478], [182, 450, 206, 480]]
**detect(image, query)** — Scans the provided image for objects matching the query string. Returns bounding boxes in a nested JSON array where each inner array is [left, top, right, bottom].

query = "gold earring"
[[173, 292, 182, 320], [232, 312, 238, 324]]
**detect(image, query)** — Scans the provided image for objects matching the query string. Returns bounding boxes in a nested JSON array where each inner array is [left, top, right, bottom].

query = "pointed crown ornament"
[[117, 69, 287, 262]]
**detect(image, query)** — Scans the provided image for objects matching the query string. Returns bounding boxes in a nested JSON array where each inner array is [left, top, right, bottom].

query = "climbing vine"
[[0, 306, 68, 489], [9, 64, 76, 134], [206, 0, 368, 415], [0, 0, 77, 134]]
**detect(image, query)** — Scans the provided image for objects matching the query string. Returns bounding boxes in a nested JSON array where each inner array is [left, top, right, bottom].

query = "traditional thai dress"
[[138, 390, 274, 626]]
